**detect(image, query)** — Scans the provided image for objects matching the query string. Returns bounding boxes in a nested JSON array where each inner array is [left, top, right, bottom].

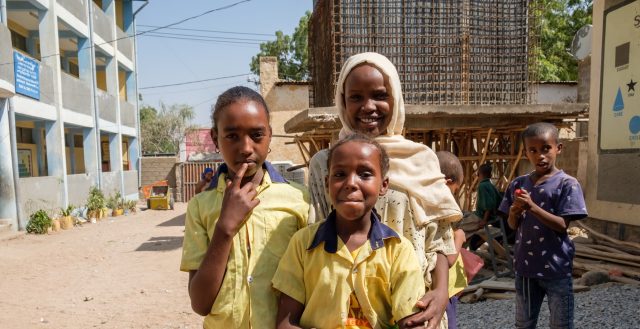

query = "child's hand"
[[512, 188, 533, 212], [215, 163, 263, 236]]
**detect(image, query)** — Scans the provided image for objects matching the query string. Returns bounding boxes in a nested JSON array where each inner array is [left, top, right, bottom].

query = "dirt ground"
[[0, 203, 202, 328]]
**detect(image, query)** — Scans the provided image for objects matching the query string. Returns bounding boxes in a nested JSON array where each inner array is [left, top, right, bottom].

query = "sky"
[[134, 0, 312, 127]]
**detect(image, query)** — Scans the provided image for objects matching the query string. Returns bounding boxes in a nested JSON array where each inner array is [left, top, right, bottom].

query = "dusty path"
[[0, 203, 202, 328]]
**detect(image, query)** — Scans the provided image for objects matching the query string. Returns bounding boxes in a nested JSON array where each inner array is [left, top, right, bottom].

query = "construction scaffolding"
[[296, 0, 587, 210], [309, 0, 540, 107], [286, 104, 588, 211]]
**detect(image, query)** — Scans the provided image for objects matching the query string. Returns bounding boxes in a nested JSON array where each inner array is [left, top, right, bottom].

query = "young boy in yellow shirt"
[[273, 134, 424, 329]]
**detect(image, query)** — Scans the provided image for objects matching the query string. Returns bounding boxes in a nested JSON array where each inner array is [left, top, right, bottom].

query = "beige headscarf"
[[336, 52, 462, 226]]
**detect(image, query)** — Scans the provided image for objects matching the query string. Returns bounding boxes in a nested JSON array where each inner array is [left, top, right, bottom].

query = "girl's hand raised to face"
[[215, 163, 263, 237]]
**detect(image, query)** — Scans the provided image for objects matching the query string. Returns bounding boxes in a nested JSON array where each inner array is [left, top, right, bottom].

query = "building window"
[[10, 30, 27, 53], [74, 135, 84, 147], [16, 127, 34, 144], [69, 62, 80, 77]]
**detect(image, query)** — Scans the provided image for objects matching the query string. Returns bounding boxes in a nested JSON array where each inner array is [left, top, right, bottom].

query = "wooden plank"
[[609, 276, 640, 286], [482, 292, 515, 300], [575, 243, 640, 263], [573, 260, 640, 279], [575, 251, 640, 268], [577, 222, 640, 250], [574, 242, 632, 256]]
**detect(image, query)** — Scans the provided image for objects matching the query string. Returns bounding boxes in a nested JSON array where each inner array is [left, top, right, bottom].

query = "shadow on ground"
[[157, 213, 186, 227], [136, 236, 184, 252]]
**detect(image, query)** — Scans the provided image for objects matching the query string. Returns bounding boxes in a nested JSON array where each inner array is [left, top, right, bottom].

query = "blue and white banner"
[[13, 51, 40, 100]]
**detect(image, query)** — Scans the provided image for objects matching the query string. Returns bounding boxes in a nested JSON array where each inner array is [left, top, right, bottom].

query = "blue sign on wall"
[[13, 51, 40, 100]]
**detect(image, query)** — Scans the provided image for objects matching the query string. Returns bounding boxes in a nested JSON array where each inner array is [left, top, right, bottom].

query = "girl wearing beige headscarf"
[[308, 52, 462, 329]]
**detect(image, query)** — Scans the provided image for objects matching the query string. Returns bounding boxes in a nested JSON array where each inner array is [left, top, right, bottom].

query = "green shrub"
[[60, 204, 74, 216], [87, 186, 105, 211], [26, 210, 52, 234]]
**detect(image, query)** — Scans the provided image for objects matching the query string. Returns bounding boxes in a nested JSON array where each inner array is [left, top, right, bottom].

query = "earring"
[[268, 148, 272, 153]]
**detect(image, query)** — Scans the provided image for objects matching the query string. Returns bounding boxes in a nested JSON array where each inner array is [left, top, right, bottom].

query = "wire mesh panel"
[[309, 0, 540, 107]]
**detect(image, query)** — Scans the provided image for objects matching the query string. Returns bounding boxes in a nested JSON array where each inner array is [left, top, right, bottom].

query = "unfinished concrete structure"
[[287, 0, 588, 210]]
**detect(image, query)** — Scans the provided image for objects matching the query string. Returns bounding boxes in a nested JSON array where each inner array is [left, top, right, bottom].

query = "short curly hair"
[[435, 151, 463, 185]]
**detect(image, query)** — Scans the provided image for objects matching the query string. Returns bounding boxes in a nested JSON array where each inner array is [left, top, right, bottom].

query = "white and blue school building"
[[0, 0, 146, 231]]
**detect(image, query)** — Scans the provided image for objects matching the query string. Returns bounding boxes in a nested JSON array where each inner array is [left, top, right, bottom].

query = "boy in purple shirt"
[[499, 122, 587, 329]]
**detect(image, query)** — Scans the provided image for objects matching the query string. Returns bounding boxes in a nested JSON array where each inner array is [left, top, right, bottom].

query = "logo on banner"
[[629, 116, 640, 141], [627, 79, 637, 96], [613, 87, 625, 116]]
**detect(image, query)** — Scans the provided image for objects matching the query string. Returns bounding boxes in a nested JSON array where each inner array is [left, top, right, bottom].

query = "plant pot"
[[51, 218, 61, 232], [112, 208, 124, 217], [60, 215, 74, 229], [88, 210, 98, 221]]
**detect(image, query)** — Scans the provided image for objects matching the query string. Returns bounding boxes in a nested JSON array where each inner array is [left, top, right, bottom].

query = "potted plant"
[[51, 213, 61, 232], [26, 209, 52, 234], [126, 200, 137, 214], [106, 195, 117, 216], [109, 191, 125, 216], [60, 205, 74, 229], [86, 186, 105, 221]]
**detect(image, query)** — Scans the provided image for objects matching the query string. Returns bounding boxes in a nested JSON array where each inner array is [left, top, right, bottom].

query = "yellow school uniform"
[[448, 254, 467, 298], [272, 210, 425, 329], [180, 163, 310, 329]]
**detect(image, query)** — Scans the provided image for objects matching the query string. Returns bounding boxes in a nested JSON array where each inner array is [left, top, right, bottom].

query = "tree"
[[250, 11, 310, 81], [537, 0, 592, 81], [139, 103, 195, 155]]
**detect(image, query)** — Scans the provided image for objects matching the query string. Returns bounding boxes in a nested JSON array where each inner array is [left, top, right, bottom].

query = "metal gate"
[[179, 162, 223, 202]]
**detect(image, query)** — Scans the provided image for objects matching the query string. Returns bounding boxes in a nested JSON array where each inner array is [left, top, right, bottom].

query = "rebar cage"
[[309, 0, 541, 107]]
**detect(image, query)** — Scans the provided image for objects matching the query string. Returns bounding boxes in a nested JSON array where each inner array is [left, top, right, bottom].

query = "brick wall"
[[141, 156, 178, 188]]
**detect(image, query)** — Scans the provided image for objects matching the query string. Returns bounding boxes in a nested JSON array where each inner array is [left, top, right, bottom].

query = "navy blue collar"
[[207, 161, 288, 190], [308, 209, 400, 253]]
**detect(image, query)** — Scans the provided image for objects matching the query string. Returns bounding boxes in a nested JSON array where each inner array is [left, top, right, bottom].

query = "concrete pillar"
[[77, 37, 92, 81], [122, 0, 133, 34], [125, 70, 134, 102], [83, 127, 99, 176], [32, 122, 45, 176], [128, 136, 138, 172], [0, 99, 18, 226], [108, 132, 119, 171], [103, 2, 125, 198], [259, 56, 278, 98], [38, 2, 68, 206], [105, 57, 117, 95], [67, 131, 76, 174]]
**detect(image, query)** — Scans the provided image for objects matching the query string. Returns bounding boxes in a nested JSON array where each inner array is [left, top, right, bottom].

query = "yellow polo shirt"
[[272, 211, 425, 329], [180, 163, 310, 329], [448, 254, 467, 298]]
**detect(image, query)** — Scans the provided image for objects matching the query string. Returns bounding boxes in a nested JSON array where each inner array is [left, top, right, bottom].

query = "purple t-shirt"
[[499, 170, 588, 279]]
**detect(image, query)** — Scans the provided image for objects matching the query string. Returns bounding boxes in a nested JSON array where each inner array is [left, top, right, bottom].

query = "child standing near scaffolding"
[[499, 122, 587, 329]]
